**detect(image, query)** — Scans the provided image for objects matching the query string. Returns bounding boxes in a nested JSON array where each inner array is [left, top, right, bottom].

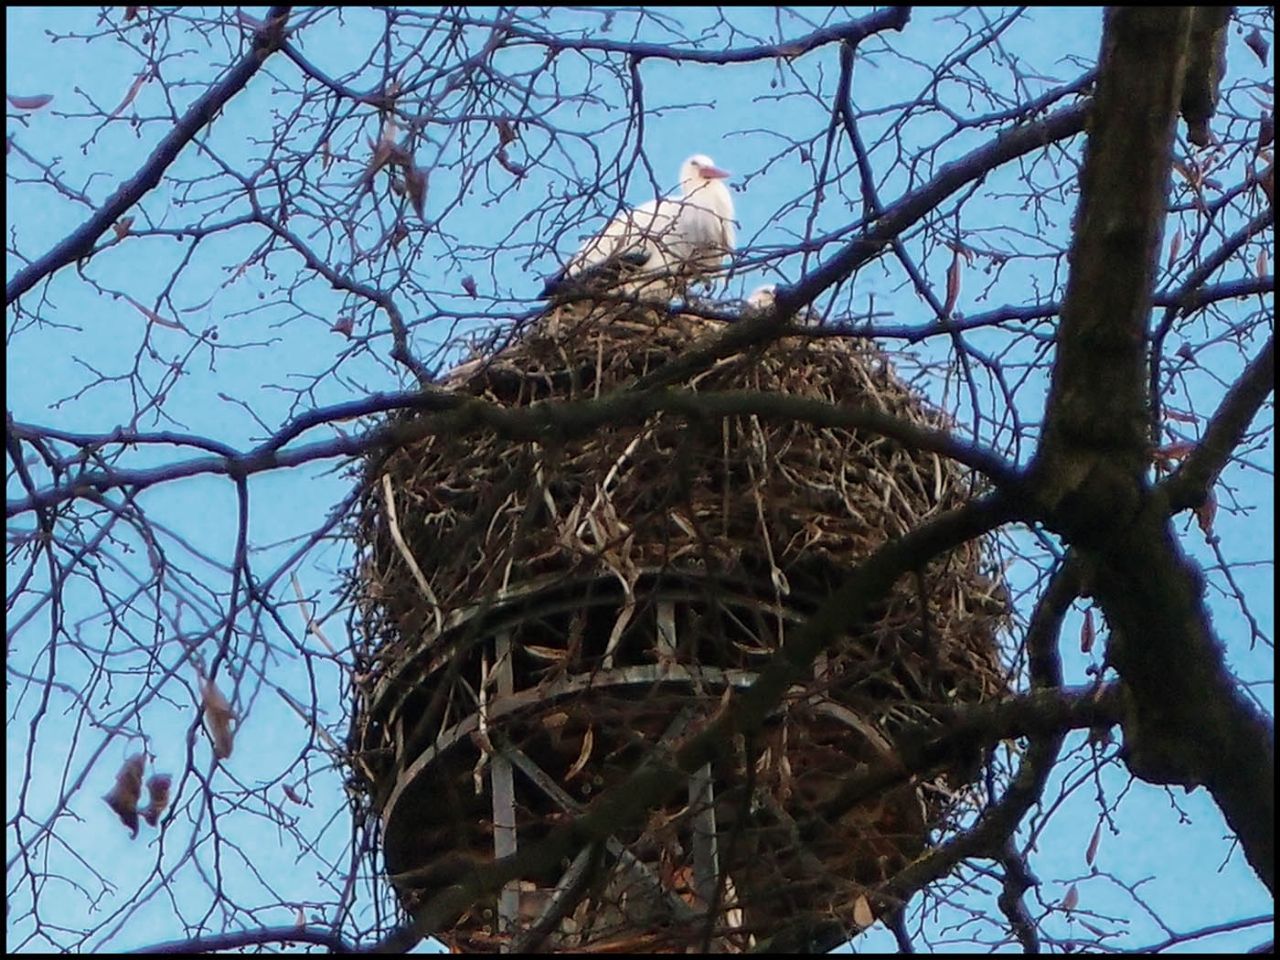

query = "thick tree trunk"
[[1034, 7, 1275, 893]]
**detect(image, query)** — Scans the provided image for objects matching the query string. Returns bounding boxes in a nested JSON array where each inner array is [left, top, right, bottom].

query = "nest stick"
[[577, 422, 659, 541], [380, 473, 444, 637]]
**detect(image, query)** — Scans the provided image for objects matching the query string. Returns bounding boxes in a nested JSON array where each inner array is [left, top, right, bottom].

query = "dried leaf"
[[852, 895, 875, 928], [331, 315, 354, 337], [461, 275, 478, 298], [1080, 607, 1095, 654], [1061, 883, 1079, 913], [202, 677, 236, 760], [296, 906, 307, 928], [109, 71, 149, 120], [1167, 225, 1182, 269], [103, 753, 146, 837], [1245, 27, 1269, 66], [1195, 490, 1217, 537], [565, 726, 594, 782], [496, 118, 518, 146], [7, 93, 54, 111], [1164, 406, 1198, 424], [1257, 249, 1269, 278], [113, 216, 135, 240], [1086, 821, 1102, 866], [283, 783, 304, 805], [125, 6, 142, 21], [141, 773, 171, 827], [520, 643, 564, 662], [123, 294, 185, 331], [942, 246, 962, 317], [361, 136, 397, 187], [403, 163, 427, 218]]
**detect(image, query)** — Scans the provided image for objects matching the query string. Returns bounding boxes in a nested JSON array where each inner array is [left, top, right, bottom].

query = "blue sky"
[[6, 6, 1273, 953]]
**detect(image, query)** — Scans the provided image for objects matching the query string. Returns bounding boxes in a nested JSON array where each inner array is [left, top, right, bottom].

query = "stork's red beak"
[[698, 163, 731, 180]]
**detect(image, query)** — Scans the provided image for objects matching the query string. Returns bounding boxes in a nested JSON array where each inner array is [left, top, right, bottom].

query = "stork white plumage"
[[542, 154, 736, 300]]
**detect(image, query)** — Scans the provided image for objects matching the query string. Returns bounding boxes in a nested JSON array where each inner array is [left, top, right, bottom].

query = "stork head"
[[678, 153, 735, 240], [682, 154, 731, 186]]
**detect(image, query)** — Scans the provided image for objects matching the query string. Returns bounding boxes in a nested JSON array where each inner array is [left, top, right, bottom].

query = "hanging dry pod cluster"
[[103, 754, 173, 837]]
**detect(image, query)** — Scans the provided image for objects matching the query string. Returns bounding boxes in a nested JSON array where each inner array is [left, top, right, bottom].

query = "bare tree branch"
[[5, 6, 293, 306], [7, 386, 1023, 519]]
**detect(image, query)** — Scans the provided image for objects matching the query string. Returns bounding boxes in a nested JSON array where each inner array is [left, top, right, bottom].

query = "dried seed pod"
[[141, 773, 172, 827], [202, 677, 236, 760], [103, 753, 147, 837]]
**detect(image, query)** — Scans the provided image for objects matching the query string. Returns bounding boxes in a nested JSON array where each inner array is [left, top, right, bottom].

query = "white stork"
[[542, 154, 736, 300]]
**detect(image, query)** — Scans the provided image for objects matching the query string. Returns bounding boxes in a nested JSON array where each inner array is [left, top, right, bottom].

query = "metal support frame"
[[491, 632, 520, 946]]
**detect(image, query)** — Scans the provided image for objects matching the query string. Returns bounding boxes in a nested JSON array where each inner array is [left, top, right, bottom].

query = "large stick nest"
[[346, 297, 1011, 950]]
